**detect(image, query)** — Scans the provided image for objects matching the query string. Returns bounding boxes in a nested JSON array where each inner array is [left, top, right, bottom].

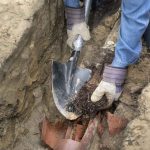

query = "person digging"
[[40, 0, 150, 149], [64, 0, 150, 111]]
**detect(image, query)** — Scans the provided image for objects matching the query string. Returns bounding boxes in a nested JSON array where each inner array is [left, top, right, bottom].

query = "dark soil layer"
[[71, 83, 108, 117], [67, 67, 108, 118], [90, 0, 120, 28]]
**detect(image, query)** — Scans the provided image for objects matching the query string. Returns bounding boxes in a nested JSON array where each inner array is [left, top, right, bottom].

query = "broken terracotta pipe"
[[65, 125, 73, 139], [80, 116, 99, 149], [106, 112, 128, 136], [74, 124, 86, 142], [40, 117, 67, 149], [54, 116, 99, 150]]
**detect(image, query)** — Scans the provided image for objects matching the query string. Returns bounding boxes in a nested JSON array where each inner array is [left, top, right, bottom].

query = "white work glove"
[[91, 65, 127, 108], [65, 6, 91, 48], [67, 22, 91, 48]]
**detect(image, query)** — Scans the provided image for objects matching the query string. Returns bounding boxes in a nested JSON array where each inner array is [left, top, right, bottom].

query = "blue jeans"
[[112, 0, 150, 67], [65, 0, 150, 68], [64, 0, 80, 8]]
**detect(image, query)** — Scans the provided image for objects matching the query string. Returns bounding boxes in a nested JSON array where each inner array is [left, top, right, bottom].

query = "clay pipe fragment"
[[74, 124, 86, 142], [54, 115, 99, 150], [40, 117, 67, 149], [80, 116, 99, 150]]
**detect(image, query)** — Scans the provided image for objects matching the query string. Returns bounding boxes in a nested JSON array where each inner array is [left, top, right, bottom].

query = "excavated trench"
[[0, 0, 150, 150]]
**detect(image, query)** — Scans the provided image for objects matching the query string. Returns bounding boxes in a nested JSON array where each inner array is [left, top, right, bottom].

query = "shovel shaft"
[[85, 0, 92, 24], [68, 0, 92, 92], [67, 51, 80, 94]]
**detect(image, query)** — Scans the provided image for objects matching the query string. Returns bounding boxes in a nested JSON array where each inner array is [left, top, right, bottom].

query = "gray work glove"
[[65, 6, 91, 48], [91, 65, 127, 108]]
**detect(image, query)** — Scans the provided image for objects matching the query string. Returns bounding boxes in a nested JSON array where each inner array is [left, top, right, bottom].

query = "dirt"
[[65, 3, 120, 119], [67, 67, 109, 118], [0, 1, 66, 149], [91, 0, 121, 28], [64, 6, 150, 150], [1, 0, 150, 149]]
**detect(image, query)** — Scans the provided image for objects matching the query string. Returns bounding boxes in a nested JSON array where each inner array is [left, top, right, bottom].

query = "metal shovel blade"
[[52, 61, 91, 120]]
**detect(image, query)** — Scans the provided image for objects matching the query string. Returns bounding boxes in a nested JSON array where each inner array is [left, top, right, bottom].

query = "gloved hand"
[[65, 6, 91, 48], [91, 65, 127, 108]]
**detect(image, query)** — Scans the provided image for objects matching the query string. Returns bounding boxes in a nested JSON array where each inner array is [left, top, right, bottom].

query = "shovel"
[[52, 0, 92, 120]]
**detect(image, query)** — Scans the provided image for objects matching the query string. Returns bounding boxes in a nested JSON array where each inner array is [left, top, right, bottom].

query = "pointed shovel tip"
[[59, 108, 80, 120]]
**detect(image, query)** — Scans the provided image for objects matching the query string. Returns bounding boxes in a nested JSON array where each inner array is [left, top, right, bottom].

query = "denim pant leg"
[[64, 0, 80, 8], [143, 21, 150, 48], [112, 0, 150, 68]]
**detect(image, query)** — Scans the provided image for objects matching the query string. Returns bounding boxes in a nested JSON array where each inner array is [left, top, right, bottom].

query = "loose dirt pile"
[[67, 67, 108, 118]]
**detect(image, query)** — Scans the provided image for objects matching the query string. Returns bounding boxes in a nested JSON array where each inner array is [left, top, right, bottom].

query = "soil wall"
[[0, 0, 66, 149]]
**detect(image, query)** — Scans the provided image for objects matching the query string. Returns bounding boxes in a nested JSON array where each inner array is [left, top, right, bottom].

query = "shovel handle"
[[85, 0, 93, 24], [73, 0, 92, 52], [67, 0, 92, 91]]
